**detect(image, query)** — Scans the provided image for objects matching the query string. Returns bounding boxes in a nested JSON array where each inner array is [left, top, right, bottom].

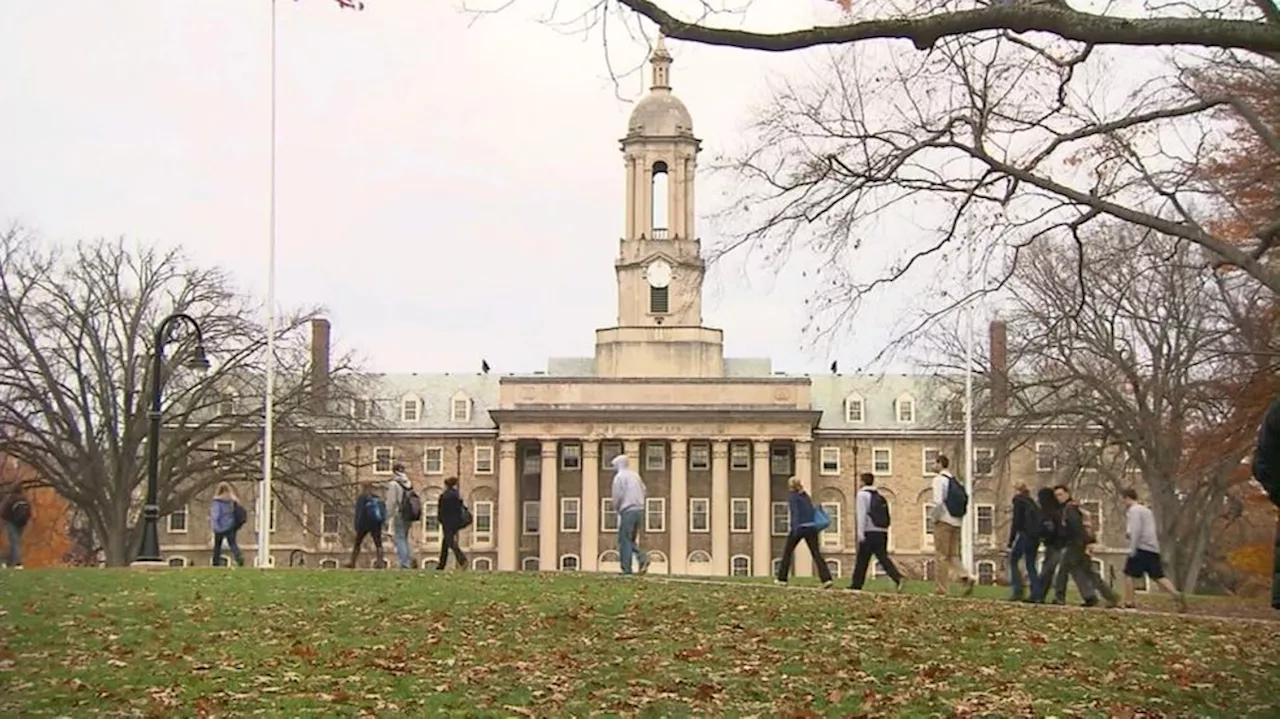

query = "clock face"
[[645, 260, 673, 289]]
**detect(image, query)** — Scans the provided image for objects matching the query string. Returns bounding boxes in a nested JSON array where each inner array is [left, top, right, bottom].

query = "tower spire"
[[649, 34, 672, 91]]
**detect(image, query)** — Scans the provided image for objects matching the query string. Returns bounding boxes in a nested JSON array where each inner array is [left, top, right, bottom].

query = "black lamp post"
[[134, 312, 211, 564]]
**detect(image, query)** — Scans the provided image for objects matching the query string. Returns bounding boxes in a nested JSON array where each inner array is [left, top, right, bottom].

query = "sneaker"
[[458, 559, 469, 572], [1121, 603, 1138, 610], [894, 579, 906, 593], [638, 559, 650, 575], [1176, 593, 1188, 613], [1082, 598, 1099, 608], [774, 579, 787, 586], [822, 580, 833, 589]]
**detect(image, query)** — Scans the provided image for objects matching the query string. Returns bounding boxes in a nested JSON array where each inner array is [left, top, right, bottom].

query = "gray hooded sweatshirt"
[[610, 454, 646, 514]]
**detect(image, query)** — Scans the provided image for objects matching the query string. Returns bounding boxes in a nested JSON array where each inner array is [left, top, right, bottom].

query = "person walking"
[[850, 473, 904, 591], [1053, 485, 1119, 608], [0, 485, 31, 569], [1120, 488, 1188, 612], [210, 482, 245, 567], [776, 477, 835, 588], [436, 476, 468, 571], [1007, 482, 1042, 602], [1031, 487, 1063, 603], [1251, 397, 1280, 610], [611, 454, 649, 575], [930, 455, 974, 596], [387, 463, 420, 569], [346, 483, 386, 568]]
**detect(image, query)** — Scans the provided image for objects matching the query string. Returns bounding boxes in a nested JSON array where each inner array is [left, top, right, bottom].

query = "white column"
[[711, 440, 730, 576], [581, 440, 600, 572], [669, 439, 689, 575], [794, 439, 814, 578], [539, 440, 558, 571], [497, 440, 518, 572], [752, 439, 772, 577]]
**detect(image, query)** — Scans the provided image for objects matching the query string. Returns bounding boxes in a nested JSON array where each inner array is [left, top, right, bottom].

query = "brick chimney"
[[989, 320, 1008, 416], [310, 318, 331, 414]]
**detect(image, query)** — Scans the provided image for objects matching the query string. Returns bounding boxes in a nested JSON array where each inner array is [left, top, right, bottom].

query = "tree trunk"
[[102, 498, 133, 567], [1181, 509, 1216, 593]]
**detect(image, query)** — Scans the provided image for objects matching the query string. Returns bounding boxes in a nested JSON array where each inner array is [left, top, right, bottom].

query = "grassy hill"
[[1, 569, 1277, 717]]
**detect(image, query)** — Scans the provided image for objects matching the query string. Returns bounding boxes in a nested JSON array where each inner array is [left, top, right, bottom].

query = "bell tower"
[[594, 36, 725, 378]]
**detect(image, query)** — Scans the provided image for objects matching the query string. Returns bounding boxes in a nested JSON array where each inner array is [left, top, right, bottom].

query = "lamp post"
[[134, 312, 211, 565]]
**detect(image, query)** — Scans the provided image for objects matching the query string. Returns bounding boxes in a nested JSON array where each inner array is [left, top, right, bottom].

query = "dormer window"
[[400, 395, 421, 423], [896, 395, 916, 424], [844, 395, 865, 423], [947, 398, 965, 423], [218, 391, 237, 416], [352, 398, 370, 420], [450, 393, 471, 423]]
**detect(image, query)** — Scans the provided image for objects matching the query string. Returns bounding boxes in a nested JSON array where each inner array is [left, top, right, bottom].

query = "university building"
[[162, 40, 1126, 585]]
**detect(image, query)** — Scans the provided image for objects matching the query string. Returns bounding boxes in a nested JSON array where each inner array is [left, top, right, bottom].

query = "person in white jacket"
[[610, 454, 649, 575], [1121, 488, 1187, 612], [930, 454, 974, 596], [386, 463, 414, 569]]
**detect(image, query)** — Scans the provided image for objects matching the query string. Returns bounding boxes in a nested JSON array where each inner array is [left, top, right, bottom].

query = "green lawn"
[[1, 570, 1278, 717]]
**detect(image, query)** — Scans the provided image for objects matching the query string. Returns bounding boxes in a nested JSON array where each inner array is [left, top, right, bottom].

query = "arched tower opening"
[[651, 161, 669, 239]]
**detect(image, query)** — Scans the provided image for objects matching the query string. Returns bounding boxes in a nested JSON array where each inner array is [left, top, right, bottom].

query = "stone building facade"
[[160, 39, 1127, 586]]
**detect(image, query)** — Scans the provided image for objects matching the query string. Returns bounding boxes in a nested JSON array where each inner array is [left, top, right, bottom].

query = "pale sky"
[[0, 0, 952, 376]]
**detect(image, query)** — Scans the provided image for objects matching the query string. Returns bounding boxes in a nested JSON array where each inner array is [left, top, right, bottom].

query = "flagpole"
[[961, 241, 976, 577], [259, 0, 279, 568]]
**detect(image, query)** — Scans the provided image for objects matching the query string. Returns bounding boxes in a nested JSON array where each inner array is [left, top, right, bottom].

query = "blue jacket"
[[210, 498, 236, 535], [788, 489, 815, 532]]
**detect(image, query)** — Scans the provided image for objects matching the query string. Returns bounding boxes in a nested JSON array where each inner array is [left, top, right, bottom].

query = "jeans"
[[3, 521, 21, 566], [777, 528, 834, 583], [437, 528, 467, 569], [213, 531, 244, 567], [1057, 546, 1118, 605], [1037, 545, 1063, 602], [618, 508, 647, 574], [392, 520, 412, 569], [1009, 533, 1041, 599], [851, 531, 900, 589]]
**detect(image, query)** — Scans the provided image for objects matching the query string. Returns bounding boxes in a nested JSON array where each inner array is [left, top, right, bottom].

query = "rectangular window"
[[819, 447, 841, 475], [522, 448, 540, 475], [373, 447, 394, 474], [352, 399, 369, 420], [424, 495, 441, 536], [560, 498, 580, 532], [1082, 441, 1103, 472], [649, 285, 669, 314], [923, 504, 935, 548], [451, 398, 470, 423], [321, 505, 340, 534], [167, 505, 188, 533], [770, 446, 791, 476], [214, 440, 235, 469], [561, 444, 582, 471], [976, 504, 995, 538], [922, 448, 940, 476], [820, 501, 842, 549], [730, 498, 750, 533], [897, 399, 915, 423], [322, 446, 342, 474], [645, 498, 666, 533], [473, 501, 494, 544], [731, 556, 751, 577], [522, 501, 539, 535], [601, 499, 619, 532], [845, 398, 864, 423], [872, 447, 892, 475], [601, 442, 623, 469], [474, 446, 494, 475], [401, 398, 419, 423], [689, 498, 710, 532], [730, 443, 751, 470], [645, 443, 666, 472], [424, 447, 445, 475], [1035, 443, 1057, 473], [975, 447, 995, 477], [689, 443, 710, 470], [771, 501, 789, 536]]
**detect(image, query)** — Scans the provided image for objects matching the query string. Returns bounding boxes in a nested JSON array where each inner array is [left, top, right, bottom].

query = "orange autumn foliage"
[[1198, 66, 1280, 248], [0, 456, 73, 567]]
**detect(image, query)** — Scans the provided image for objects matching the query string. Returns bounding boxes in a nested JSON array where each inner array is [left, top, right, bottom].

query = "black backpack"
[[943, 474, 969, 518], [231, 502, 248, 531], [399, 484, 423, 523], [7, 498, 31, 528], [458, 503, 473, 529], [866, 489, 891, 528]]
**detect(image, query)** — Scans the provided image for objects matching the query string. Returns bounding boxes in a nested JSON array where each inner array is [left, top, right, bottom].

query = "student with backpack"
[[1007, 481, 1042, 602], [346, 483, 386, 568], [0, 485, 31, 569], [850, 473, 904, 591], [387, 462, 421, 569], [1030, 486, 1064, 603], [929, 454, 974, 596], [436, 476, 470, 571], [209, 482, 246, 567], [775, 477, 835, 588]]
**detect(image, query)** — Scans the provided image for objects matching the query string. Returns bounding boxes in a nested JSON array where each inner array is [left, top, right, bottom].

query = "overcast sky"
[[2, 0, 943, 376]]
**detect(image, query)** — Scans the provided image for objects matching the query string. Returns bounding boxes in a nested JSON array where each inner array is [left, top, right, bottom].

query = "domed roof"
[[626, 36, 694, 138]]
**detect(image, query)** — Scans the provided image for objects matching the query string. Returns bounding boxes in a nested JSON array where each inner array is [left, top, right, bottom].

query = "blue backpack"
[[810, 506, 831, 532], [364, 496, 387, 526]]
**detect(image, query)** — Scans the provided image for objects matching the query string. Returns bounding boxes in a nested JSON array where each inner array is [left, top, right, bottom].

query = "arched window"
[[826, 559, 841, 579], [559, 554, 580, 571], [977, 560, 997, 586], [521, 556, 540, 571], [319, 558, 339, 569], [644, 550, 669, 575], [686, 550, 711, 576], [599, 550, 621, 573], [730, 555, 751, 577], [418, 558, 437, 570], [651, 161, 669, 237], [167, 557, 187, 568], [472, 557, 493, 572]]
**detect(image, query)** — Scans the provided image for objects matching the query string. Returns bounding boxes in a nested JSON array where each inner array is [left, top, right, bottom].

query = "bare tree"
[[924, 224, 1274, 589], [0, 227, 366, 566]]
